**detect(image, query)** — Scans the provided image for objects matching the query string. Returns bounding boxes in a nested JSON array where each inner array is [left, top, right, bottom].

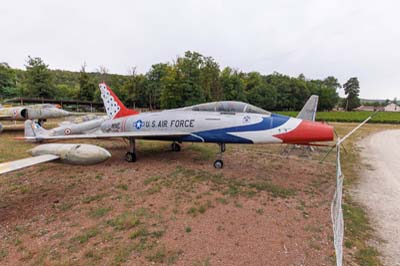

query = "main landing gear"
[[125, 137, 137, 162], [171, 142, 181, 152], [123, 139, 226, 169], [214, 143, 225, 169]]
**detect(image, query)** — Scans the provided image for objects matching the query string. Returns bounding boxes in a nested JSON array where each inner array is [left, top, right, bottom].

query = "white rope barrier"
[[331, 138, 344, 266], [331, 114, 375, 266]]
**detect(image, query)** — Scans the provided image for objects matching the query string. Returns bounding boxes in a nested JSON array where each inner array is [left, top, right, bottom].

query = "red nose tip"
[[274, 120, 334, 144]]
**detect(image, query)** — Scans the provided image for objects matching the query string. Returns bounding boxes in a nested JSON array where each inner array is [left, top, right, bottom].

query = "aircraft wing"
[[0, 154, 60, 175], [18, 131, 190, 141]]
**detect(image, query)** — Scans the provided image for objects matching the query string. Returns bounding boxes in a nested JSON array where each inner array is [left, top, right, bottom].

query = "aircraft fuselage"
[[0, 105, 70, 121], [100, 110, 333, 144]]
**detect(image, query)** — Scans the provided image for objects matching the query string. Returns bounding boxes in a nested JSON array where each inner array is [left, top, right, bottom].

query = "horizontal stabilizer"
[[0, 154, 59, 175]]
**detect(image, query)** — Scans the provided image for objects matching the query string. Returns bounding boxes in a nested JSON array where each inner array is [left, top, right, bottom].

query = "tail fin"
[[99, 83, 139, 119], [24, 120, 49, 138], [297, 95, 319, 122]]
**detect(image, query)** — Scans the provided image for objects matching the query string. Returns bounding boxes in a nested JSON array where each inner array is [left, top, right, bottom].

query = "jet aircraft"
[[22, 83, 334, 169], [24, 115, 106, 138], [0, 103, 70, 132]]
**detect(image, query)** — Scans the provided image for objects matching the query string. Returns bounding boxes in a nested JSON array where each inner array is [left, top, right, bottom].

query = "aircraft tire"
[[171, 143, 181, 152], [213, 159, 223, 169], [125, 152, 136, 162]]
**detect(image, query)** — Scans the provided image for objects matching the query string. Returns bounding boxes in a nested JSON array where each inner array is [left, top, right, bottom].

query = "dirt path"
[[356, 129, 400, 266]]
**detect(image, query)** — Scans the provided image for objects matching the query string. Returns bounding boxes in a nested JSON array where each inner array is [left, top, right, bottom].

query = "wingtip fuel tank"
[[30, 144, 111, 165]]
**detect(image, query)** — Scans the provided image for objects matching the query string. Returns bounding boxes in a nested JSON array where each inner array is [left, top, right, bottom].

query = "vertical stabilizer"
[[297, 95, 319, 121], [24, 120, 49, 137], [99, 83, 138, 119]]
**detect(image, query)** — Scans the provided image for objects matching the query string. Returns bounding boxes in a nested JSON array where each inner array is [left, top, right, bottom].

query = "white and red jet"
[[24, 83, 334, 168]]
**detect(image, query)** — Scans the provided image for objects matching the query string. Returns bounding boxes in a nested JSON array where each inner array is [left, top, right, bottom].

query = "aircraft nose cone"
[[58, 109, 70, 117], [274, 120, 334, 144]]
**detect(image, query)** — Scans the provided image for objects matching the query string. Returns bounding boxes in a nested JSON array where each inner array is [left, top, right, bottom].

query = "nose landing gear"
[[214, 143, 225, 169]]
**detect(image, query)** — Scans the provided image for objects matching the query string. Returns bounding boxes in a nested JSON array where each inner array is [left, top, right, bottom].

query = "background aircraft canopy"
[[185, 101, 270, 115]]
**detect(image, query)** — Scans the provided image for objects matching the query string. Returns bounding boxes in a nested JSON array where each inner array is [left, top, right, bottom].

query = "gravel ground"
[[0, 133, 336, 266], [356, 130, 400, 266]]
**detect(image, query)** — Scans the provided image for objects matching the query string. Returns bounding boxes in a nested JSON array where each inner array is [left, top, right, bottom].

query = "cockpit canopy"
[[182, 101, 271, 115]]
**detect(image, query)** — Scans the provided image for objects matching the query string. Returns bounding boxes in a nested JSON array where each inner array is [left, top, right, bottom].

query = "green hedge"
[[276, 111, 400, 124]]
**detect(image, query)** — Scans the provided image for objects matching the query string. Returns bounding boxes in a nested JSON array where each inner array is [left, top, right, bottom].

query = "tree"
[[308, 77, 339, 111], [160, 66, 182, 109], [0, 63, 17, 99], [342, 77, 361, 111], [323, 76, 341, 90], [244, 72, 277, 110], [288, 77, 310, 110], [175, 51, 205, 106], [220, 67, 246, 101], [121, 67, 147, 108], [317, 86, 339, 111], [79, 63, 96, 101], [320, 76, 340, 110], [200, 56, 221, 101], [146, 64, 169, 110], [264, 73, 292, 110], [24, 56, 54, 98], [96, 65, 109, 84]]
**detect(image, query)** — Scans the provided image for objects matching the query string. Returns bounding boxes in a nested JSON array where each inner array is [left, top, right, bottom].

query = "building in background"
[[356, 105, 385, 111], [384, 103, 400, 112]]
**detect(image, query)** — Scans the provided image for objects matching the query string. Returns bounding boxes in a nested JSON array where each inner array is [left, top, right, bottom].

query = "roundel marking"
[[135, 120, 143, 130]]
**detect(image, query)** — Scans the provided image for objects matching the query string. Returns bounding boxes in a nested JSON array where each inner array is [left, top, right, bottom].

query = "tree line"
[[0, 51, 361, 111]]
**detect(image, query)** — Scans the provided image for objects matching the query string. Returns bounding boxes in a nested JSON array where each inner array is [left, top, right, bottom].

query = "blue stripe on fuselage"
[[181, 114, 290, 143]]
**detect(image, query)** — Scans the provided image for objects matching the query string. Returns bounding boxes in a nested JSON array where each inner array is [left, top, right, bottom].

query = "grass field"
[[277, 111, 400, 124]]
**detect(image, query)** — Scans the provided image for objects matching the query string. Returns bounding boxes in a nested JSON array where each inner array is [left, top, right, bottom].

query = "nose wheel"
[[214, 159, 224, 169], [214, 143, 225, 169]]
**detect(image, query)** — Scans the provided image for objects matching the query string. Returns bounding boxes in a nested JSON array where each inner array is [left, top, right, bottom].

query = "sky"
[[0, 0, 399, 99]]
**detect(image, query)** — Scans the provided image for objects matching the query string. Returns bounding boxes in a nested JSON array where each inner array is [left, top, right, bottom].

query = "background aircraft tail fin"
[[99, 83, 139, 119], [24, 120, 49, 137], [297, 95, 319, 121]]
